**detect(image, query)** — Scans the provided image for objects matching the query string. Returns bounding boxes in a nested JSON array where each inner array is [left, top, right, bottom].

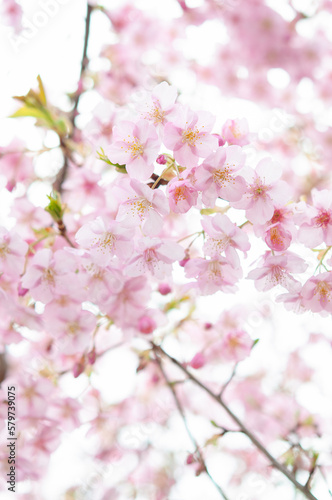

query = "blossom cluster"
[[1, 1, 332, 498]]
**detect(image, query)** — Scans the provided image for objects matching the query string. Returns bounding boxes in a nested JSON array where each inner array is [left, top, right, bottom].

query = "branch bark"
[[152, 343, 318, 500], [152, 346, 230, 500]]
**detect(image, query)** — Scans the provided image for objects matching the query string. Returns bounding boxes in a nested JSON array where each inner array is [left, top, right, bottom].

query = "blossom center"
[[271, 209, 283, 224], [144, 248, 157, 263], [174, 186, 187, 203], [208, 261, 223, 280], [269, 266, 285, 285], [96, 232, 116, 253], [182, 128, 200, 146], [314, 281, 331, 302], [314, 210, 331, 228], [250, 179, 269, 200], [0, 244, 9, 259], [147, 105, 166, 125], [68, 322, 80, 335], [128, 198, 152, 220], [123, 137, 144, 158], [213, 167, 233, 187], [43, 267, 55, 285]]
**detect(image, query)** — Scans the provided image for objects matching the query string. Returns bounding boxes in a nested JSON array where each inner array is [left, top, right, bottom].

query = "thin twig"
[[218, 363, 238, 398], [54, 3, 93, 194], [152, 346, 230, 500], [152, 343, 318, 500]]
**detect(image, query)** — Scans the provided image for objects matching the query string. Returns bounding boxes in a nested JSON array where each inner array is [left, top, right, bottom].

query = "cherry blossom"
[[107, 120, 160, 180], [3, 3, 332, 498], [202, 214, 250, 267], [21, 249, 79, 304], [248, 252, 307, 292], [302, 272, 332, 313], [116, 179, 169, 235], [232, 158, 291, 224], [221, 118, 250, 146], [185, 256, 242, 295], [163, 105, 218, 168], [75, 216, 134, 265], [0, 226, 28, 277], [136, 81, 178, 130], [298, 189, 332, 247], [194, 145, 247, 205], [124, 237, 185, 279], [219, 329, 253, 363]]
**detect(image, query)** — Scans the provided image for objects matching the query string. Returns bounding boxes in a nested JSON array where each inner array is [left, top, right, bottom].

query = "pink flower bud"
[[87, 348, 96, 365], [73, 358, 85, 378], [189, 352, 206, 369], [186, 453, 195, 465], [6, 179, 16, 192], [179, 256, 190, 267], [138, 315, 157, 334], [212, 133, 225, 147], [18, 283, 29, 297], [156, 154, 167, 165], [158, 283, 172, 295]]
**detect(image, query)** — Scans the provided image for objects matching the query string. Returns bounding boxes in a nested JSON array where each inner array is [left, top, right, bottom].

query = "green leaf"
[[45, 192, 64, 222], [10, 106, 49, 120], [97, 147, 126, 171], [37, 75, 47, 106]]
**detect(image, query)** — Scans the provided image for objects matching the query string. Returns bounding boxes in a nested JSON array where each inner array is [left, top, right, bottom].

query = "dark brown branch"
[[152, 342, 319, 500]]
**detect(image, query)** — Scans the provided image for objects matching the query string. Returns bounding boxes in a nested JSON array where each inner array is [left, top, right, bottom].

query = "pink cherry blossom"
[[248, 252, 307, 292], [16, 376, 54, 418], [75, 216, 134, 265], [107, 120, 160, 180], [21, 249, 79, 304], [185, 256, 242, 295], [116, 179, 169, 235], [136, 81, 178, 129], [167, 177, 198, 213], [220, 330, 253, 362], [221, 118, 250, 146], [298, 189, 332, 247], [202, 214, 250, 267], [124, 237, 185, 279], [2, 0, 22, 32], [105, 276, 151, 329], [43, 307, 96, 355], [264, 224, 292, 252], [0, 226, 28, 277], [194, 145, 247, 205], [164, 105, 218, 168], [232, 158, 291, 225], [301, 272, 332, 313]]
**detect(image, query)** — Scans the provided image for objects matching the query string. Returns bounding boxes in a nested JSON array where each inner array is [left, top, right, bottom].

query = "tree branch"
[[152, 346, 230, 500], [54, 3, 93, 194], [152, 343, 318, 500]]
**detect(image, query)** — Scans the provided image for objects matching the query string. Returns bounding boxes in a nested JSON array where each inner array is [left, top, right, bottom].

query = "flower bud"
[[189, 352, 206, 369], [158, 283, 172, 295], [156, 154, 167, 165], [18, 282, 29, 297], [138, 315, 156, 334], [73, 357, 85, 378], [87, 348, 96, 365]]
